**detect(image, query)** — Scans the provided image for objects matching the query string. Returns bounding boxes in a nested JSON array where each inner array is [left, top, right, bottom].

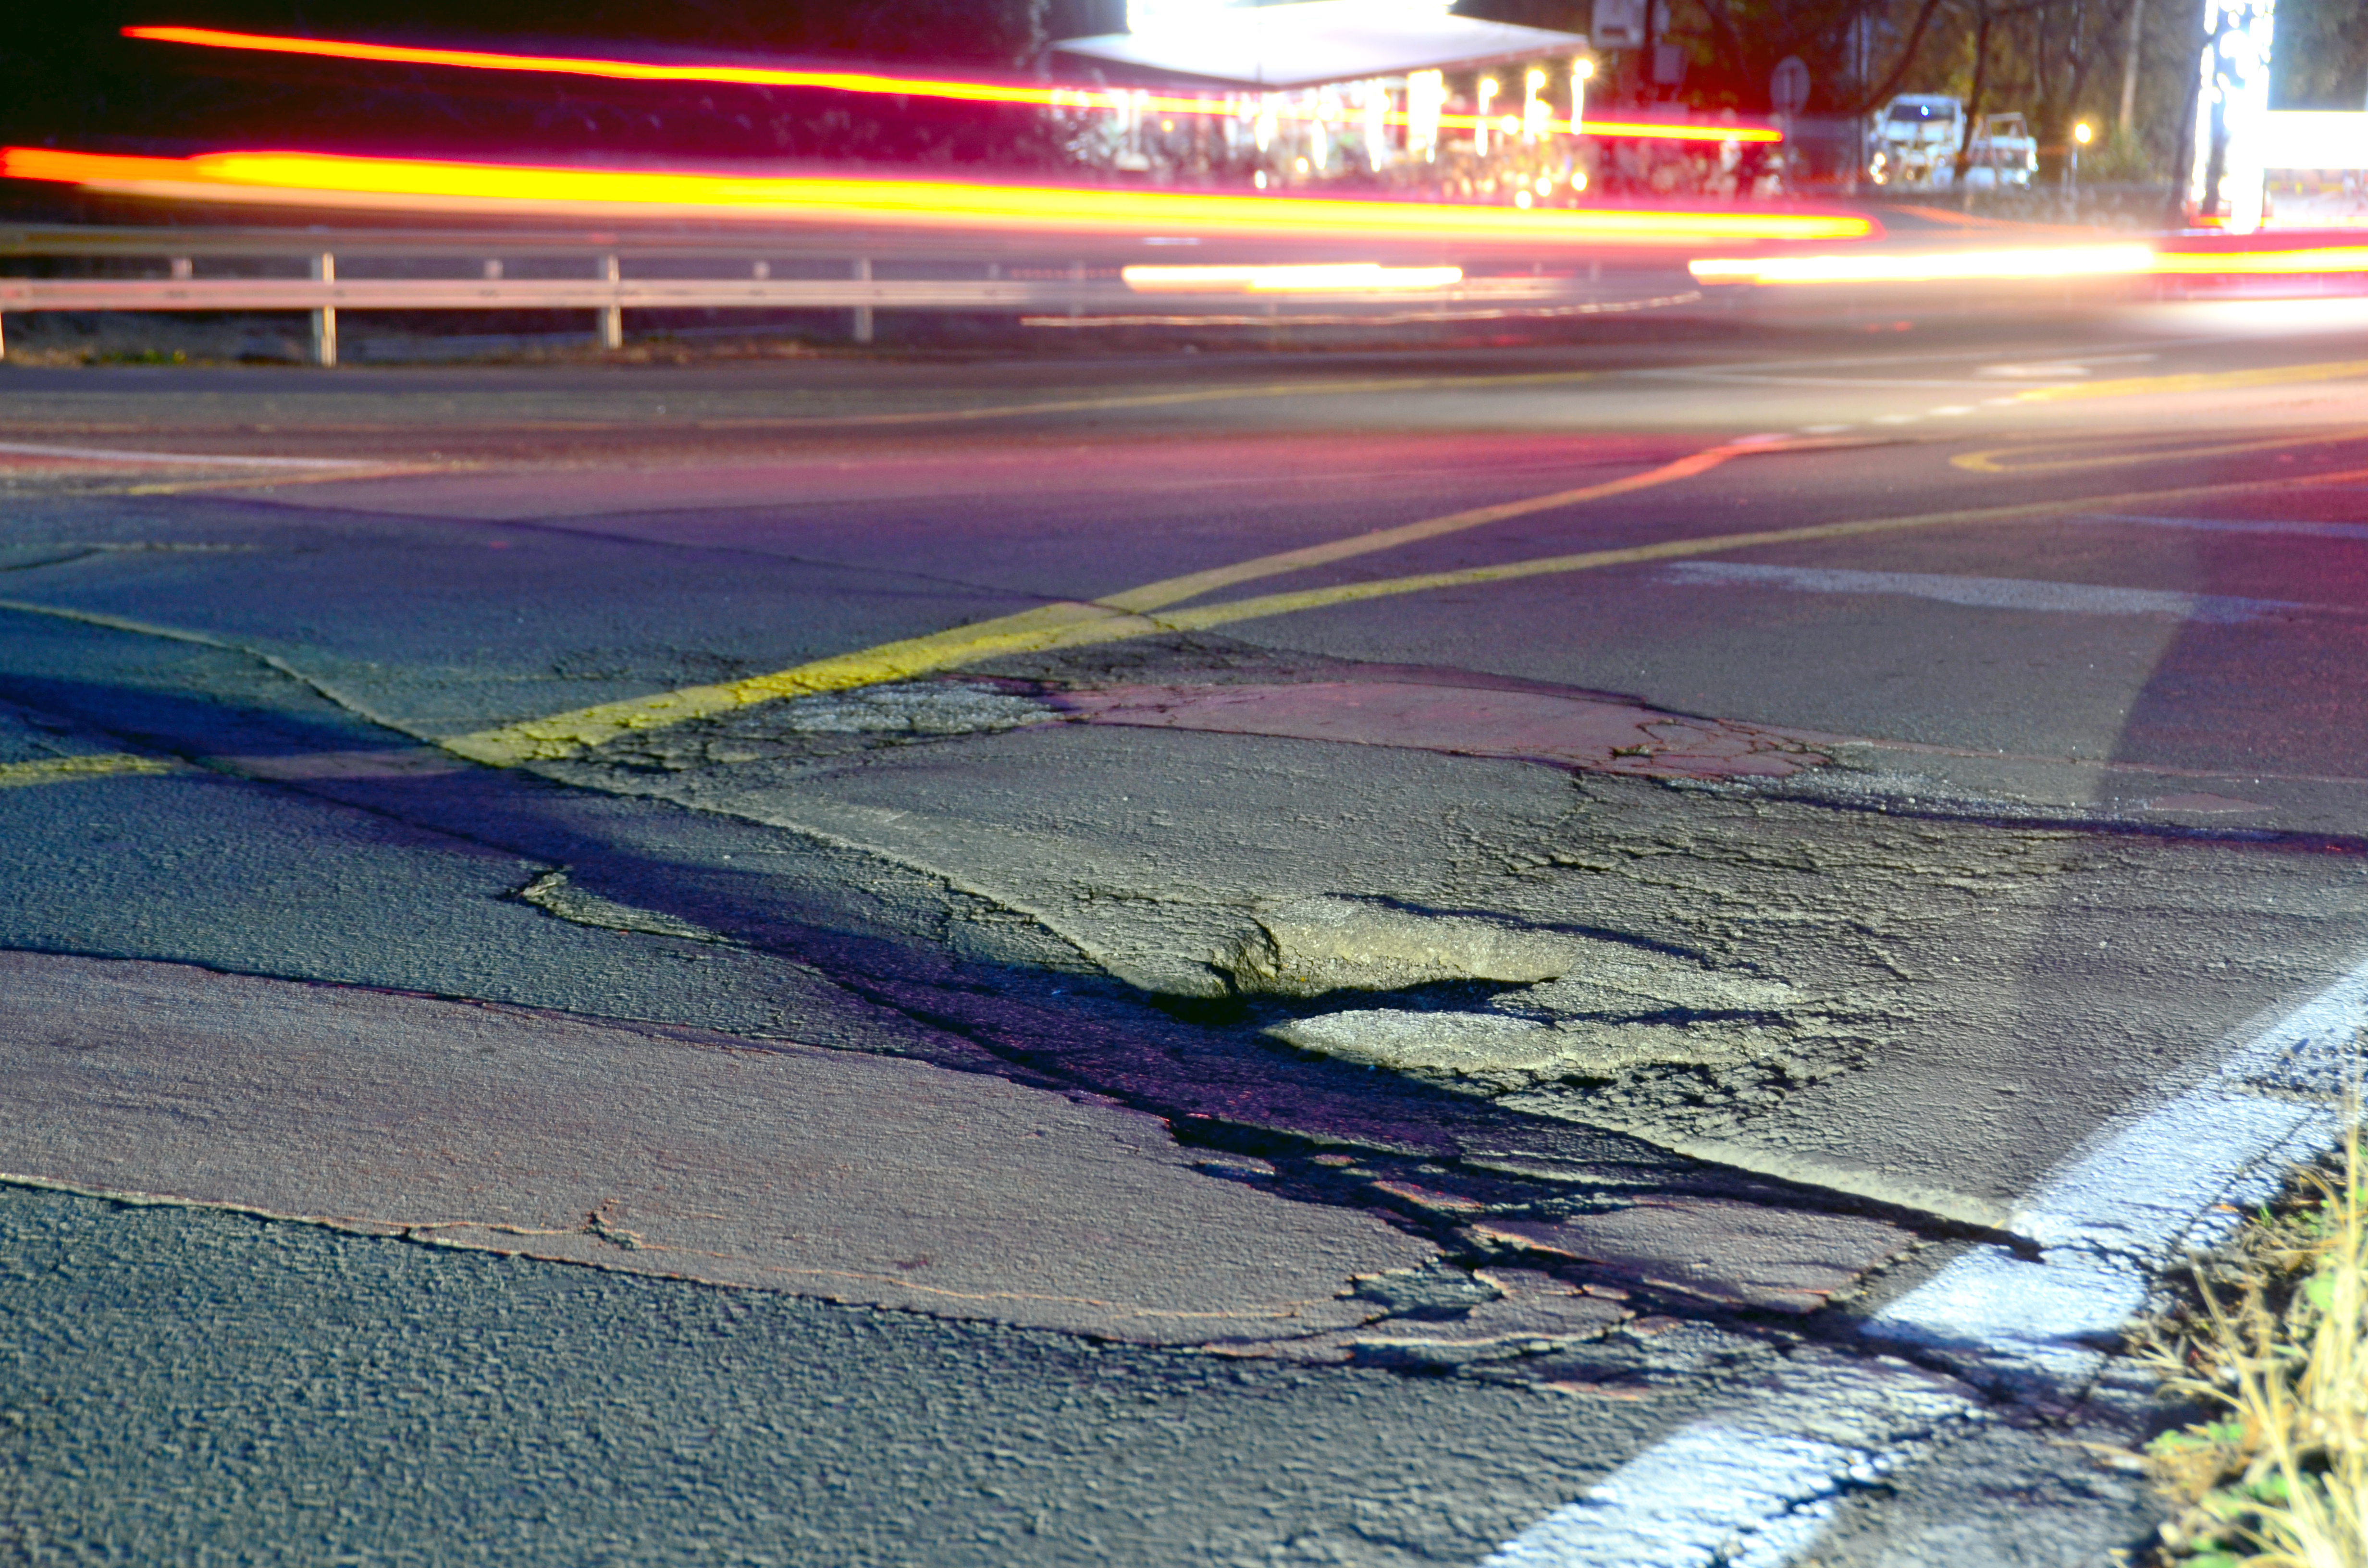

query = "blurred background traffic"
[[1, 0, 2364, 363]]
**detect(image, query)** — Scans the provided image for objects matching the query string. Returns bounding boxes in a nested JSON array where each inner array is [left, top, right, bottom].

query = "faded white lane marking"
[[1798, 424, 1854, 434], [1480, 1360, 1977, 1568], [1871, 414, 1921, 424], [2084, 513, 2368, 542], [1867, 957, 2368, 1382], [1481, 1423, 1876, 1568], [0, 441, 368, 469], [1661, 560, 2327, 624], [1479, 956, 2368, 1566], [1928, 405, 1974, 416]]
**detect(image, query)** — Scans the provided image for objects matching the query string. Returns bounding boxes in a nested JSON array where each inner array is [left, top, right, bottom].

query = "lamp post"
[[1568, 58, 1594, 193], [1477, 77, 1498, 154], [2071, 119, 2092, 209]]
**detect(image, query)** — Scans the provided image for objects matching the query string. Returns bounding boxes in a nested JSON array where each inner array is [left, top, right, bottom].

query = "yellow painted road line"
[[442, 601, 1161, 764], [0, 753, 173, 787], [1954, 427, 2368, 474], [1145, 478, 2360, 632], [2013, 358, 2368, 403], [121, 464, 467, 496], [443, 460, 2368, 768], [1101, 442, 1755, 614], [0, 440, 366, 468], [445, 439, 1789, 763]]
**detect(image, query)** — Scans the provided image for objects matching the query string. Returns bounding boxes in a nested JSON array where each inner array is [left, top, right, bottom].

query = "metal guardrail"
[[0, 224, 1618, 365]]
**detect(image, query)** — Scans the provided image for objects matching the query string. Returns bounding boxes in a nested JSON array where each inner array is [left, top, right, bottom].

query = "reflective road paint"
[[1481, 1423, 1888, 1568], [1659, 560, 2340, 624], [2085, 513, 2368, 543], [0, 441, 371, 468], [1479, 956, 2368, 1566], [443, 460, 2368, 765], [0, 754, 173, 787]]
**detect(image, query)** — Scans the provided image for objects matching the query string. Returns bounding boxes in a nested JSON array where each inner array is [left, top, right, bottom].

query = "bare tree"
[[2118, 0, 2147, 130]]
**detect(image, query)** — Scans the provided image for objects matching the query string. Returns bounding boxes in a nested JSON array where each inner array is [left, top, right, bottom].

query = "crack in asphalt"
[[0, 575, 2352, 1443]]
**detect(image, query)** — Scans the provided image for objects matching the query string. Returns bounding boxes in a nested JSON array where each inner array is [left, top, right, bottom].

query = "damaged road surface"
[[3, 320, 2367, 1564]]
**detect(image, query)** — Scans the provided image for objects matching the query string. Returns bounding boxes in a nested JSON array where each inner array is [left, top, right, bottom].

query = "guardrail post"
[[170, 257, 193, 280], [850, 258, 875, 343], [309, 253, 337, 368], [482, 259, 502, 280], [598, 255, 623, 350]]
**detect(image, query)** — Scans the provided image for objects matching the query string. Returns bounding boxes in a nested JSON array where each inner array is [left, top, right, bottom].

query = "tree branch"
[[1835, 0, 1952, 115]]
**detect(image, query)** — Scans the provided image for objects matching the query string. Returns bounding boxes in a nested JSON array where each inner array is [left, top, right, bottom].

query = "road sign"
[[1591, 0, 1647, 51], [1770, 56, 1811, 116]]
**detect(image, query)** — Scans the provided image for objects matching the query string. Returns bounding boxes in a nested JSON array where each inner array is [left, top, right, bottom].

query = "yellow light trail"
[[0, 147, 1870, 244]]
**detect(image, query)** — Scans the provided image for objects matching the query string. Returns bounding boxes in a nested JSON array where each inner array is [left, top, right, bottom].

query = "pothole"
[[1211, 897, 1603, 996], [1234, 899, 1873, 1116], [515, 870, 728, 943], [1270, 1010, 1782, 1081], [582, 680, 1063, 772], [767, 681, 1059, 736]]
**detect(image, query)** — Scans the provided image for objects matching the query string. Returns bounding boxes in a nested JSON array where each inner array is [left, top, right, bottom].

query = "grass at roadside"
[[2138, 1088, 2368, 1567]]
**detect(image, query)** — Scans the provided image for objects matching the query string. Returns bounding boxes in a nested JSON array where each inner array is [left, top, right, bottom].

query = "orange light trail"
[[0, 147, 1870, 244], [123, 25, 1782, 143], [2149, 242, 2368, 275]]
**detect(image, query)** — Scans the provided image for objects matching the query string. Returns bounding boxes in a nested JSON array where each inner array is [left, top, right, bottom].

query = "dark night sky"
[[0, 0, 1068, 160]]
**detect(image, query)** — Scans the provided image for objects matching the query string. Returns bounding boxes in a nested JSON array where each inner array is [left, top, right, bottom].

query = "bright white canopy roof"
[[1055, 0, 1588, 90], [2258, 111, 2368, 170]]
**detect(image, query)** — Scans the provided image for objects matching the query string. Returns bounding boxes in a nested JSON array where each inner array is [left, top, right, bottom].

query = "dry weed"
[[2137, 1099, 2368, 1568]]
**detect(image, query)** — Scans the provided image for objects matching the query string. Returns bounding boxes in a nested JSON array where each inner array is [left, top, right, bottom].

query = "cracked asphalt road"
[[2, 304, 2366, 1563]]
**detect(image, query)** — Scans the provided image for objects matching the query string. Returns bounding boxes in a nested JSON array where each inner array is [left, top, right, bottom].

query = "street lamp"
[[2071, 120, 2093, 204], [1524, 68, 1549, 142], [1477, 77, 1498, 154], [1570, 57, 1593, 138]]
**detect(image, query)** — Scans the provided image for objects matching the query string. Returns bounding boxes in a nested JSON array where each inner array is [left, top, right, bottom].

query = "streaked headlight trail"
[[1690, 239, 2368, 287], [0, 147, 1871, 244]]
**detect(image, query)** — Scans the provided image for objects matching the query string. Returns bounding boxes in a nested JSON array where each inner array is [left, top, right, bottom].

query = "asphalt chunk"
[[0, 951, 1432, 1342]]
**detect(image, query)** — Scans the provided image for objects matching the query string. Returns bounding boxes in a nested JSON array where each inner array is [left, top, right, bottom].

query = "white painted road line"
[[2083, 513, 2368, 542], [1868, 958, 2367, 1383], [1660, 560, 2329, 624], [1480, 1422, 1879, 1568], [1477, 956, 2368, 1566], [1480, 1360, 1979, 1568], [0, 441, 369, 469]]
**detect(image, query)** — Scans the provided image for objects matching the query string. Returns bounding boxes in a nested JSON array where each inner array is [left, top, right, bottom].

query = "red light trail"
[[121, 25, 1783, 144]]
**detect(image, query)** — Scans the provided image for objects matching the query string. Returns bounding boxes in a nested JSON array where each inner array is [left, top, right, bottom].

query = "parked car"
[[1869, 94, 1964, 187], [1960, 112, 2038, 189]]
